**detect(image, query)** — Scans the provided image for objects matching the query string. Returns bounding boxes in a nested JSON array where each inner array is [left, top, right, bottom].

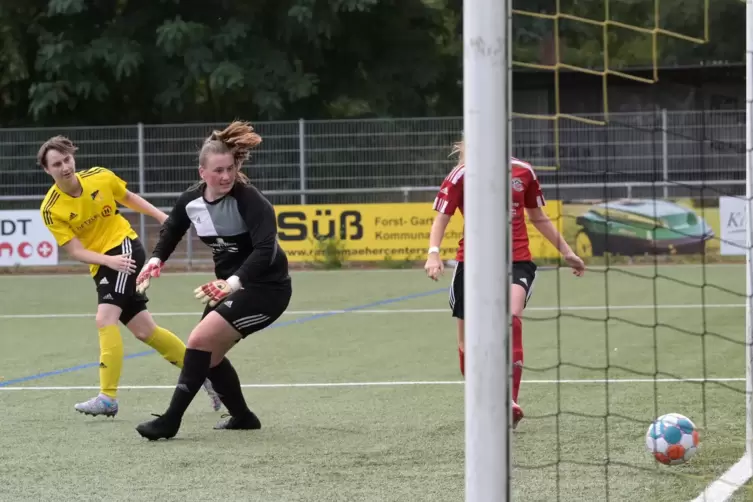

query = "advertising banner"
[[274, 202, 563, 262], [719, 196, 747, 256], [0, 210, 59, 266], [564, 199, 715, 258]]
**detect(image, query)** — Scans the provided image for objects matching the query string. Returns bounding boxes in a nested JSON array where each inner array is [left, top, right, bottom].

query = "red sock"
[[512, 315, 523, 403], [458, 346, 465, 377]]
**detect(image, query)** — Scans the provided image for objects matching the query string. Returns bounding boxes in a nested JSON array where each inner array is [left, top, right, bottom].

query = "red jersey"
[[432, 158, 545, 262]]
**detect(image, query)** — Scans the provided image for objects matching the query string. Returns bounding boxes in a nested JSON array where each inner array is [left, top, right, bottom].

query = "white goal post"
[[745, 0, 753, 471], [463, 0, 512, 501]]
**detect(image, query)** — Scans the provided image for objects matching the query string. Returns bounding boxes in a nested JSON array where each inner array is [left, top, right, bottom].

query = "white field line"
[[1, 373, 749, 500], [0, 263, 744, 279], [0, 269, 429, 279], [0, 303, 747, 320], [690, 455, 752, 502], [0, 377, 745, 391]]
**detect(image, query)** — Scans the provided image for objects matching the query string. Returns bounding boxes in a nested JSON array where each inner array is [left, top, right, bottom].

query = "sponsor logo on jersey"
[[208, 237, 239, 254]]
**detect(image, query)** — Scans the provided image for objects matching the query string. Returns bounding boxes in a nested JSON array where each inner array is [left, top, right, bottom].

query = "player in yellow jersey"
[[37, 135, 222, 417]]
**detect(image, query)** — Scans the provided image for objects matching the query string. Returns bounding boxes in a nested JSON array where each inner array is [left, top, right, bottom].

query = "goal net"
[[465, 0, 753, 500]]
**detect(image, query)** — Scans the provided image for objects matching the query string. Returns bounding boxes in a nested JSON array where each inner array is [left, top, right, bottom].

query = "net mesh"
[[507, 1, 753, 500], [512, 0, 710, 169]]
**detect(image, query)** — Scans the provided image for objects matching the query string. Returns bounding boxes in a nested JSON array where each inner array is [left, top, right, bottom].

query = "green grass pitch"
[[0, 265, 750, 501]]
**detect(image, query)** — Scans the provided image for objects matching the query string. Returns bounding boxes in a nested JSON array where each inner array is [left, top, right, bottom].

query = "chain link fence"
[[0, 110, 745, 208], [1, 110, 744, 264]]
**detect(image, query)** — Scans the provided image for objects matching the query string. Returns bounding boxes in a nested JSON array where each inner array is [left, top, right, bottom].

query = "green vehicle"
[[574, 199, 714, 257]]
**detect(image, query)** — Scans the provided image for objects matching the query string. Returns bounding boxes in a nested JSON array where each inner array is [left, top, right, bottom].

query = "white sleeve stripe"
[[433, 199, 451, 214], [511, 158, 537, 180], [537, 195, 545, 207], [450, 166, 465, 184]]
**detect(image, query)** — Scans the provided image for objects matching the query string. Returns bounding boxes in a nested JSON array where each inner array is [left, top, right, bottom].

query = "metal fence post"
[[299, 118, 306, 205], [186, 226, 193, 270], [662, 109, 669, 199], [137, 122, 147, 240]]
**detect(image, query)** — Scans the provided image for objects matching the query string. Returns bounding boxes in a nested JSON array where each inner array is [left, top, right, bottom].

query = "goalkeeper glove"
[[194, 275, 242, 307], [136, 257, 163, 294]]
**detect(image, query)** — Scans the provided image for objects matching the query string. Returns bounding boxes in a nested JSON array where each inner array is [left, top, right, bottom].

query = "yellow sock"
[[144, 326, 187, 368], [99, 325, 124, 399]]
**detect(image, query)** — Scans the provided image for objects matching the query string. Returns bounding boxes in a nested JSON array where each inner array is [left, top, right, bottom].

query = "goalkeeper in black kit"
[[134, 121, 292, 441]]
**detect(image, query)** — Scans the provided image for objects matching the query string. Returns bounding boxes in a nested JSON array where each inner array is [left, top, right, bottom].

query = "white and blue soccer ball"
[[645, 413, 700, 466]]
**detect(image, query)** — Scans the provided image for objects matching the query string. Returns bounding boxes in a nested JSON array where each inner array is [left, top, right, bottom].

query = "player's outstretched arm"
[[63, 238, 136, 274], [117, 190, 168, 224], [425, 213, 451, 281], [526, 207, 585, 276], [150, 193, 192, 264], [136, 193, 193, 294]]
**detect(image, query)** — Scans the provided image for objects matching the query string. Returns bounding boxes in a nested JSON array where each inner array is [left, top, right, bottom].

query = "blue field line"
[[0, 287, 447, 388]]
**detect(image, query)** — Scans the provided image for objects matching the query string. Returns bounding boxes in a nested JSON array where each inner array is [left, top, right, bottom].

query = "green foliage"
[[512, 0, 745, 70], [380, 256, 416, 269], [313, 236, 347, 270], [0, 0, 744, 126], [0, 0, 462, 126], [46, 0, 84, 15]]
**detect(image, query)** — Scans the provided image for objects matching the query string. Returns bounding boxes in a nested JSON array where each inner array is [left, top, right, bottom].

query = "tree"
[[510, 0, 745, 71], [8, 0, 462, 126]]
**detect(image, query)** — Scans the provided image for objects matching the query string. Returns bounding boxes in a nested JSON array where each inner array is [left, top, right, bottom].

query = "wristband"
[[428, 246, 440, 255], [226, 275, 242, 292]]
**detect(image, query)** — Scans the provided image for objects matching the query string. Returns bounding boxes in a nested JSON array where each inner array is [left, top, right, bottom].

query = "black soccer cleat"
[[213, 411, 262, 431], [136, 414, 181, 441]]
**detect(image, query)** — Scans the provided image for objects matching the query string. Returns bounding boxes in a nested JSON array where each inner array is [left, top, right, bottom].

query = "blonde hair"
[[37, 135, 78, 167], [450, 138, 465, 165], [198, 120, 262, 185]]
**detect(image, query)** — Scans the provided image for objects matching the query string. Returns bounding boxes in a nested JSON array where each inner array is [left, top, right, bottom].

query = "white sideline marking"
[[525, 377, 746, 384], [690, 455, 752, 502], [0, 263, 743, 279], [0, 303, 746, 320], [0, 377, 745, 391], [0, 269, 427, 279]]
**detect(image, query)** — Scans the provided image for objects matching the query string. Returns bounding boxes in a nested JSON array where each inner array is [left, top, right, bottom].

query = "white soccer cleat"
[[203, 379, 222, 412], [74, 394, 118, 417]]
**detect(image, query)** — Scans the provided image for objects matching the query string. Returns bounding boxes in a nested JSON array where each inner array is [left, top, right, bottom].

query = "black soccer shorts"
[[449, 261, 537, 320], [202, 280, 292, 338], [512, 260, 537, 306], [93, 236, 148, 325]]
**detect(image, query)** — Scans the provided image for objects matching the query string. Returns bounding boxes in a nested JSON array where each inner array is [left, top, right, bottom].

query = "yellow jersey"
[[40, 167, 138, 276]]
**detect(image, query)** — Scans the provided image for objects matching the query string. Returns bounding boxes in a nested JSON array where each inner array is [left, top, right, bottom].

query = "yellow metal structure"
[[512, 0, 710, 170]]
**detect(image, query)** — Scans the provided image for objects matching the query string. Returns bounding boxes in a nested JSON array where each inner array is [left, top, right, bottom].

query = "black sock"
[[208, 358, 252, 417], [163, 348, 211, 421]]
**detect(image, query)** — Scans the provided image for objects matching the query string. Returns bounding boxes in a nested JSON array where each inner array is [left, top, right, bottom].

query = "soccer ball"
[[645, 413, 700, 465]]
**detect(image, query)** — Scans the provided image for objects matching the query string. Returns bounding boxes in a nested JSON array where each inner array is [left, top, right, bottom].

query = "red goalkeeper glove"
[[194, 275, 242, 307], [136, 258, 163, 294]]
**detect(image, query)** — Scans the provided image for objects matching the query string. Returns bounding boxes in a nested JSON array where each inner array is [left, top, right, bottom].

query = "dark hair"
[[197, 120, 262, 185], [37, 135, 78, 168]]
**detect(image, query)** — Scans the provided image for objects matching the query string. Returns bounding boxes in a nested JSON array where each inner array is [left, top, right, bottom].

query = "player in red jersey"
[[425, 139, 585, 429]]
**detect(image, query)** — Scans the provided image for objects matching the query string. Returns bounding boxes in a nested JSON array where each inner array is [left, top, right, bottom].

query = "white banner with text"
[[0, 210, 59, 266]]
